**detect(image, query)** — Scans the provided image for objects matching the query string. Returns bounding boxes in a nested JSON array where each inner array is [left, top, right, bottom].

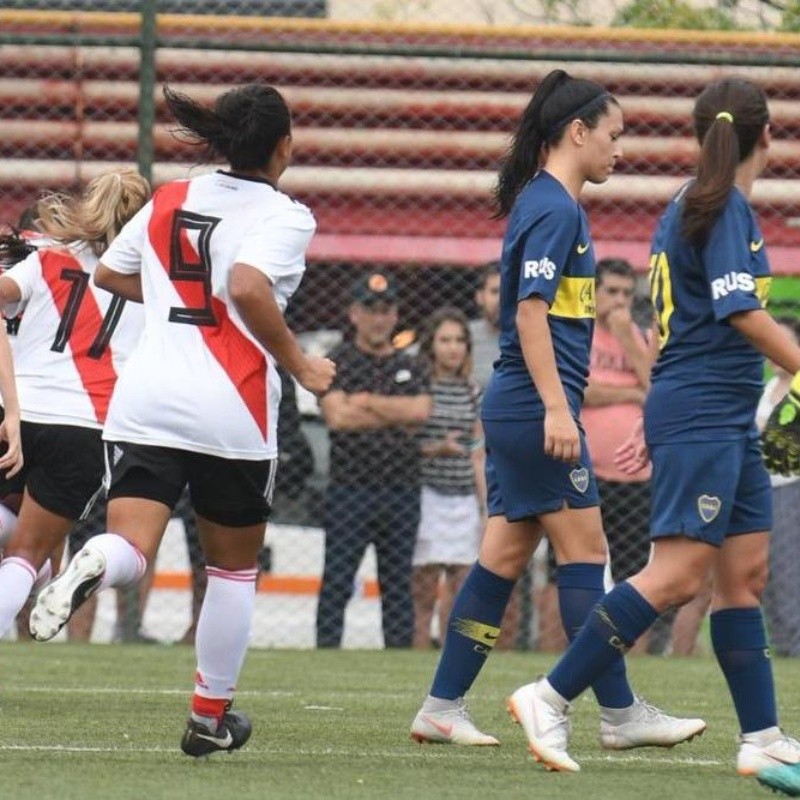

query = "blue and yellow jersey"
[[646, 183, 771, 443], [482, 170, 595, 421]]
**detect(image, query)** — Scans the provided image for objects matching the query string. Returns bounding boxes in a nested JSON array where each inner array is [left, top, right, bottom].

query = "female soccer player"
[[30, 83, 335, 757], [510, 77, 800, 777], [0, 169, 149, 633], [411, 69, 703, 754]]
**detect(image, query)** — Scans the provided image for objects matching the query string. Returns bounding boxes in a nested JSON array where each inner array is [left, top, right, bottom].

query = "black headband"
[[543, 91, 613, 139]]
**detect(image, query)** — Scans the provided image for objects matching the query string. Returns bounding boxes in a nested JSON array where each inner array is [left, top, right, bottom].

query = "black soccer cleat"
[[180, 709, 252, 757]]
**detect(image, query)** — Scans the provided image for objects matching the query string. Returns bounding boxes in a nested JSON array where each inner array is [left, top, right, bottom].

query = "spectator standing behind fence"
[[316, 272, 431, 648], [412, 307, 486, 649], [468, 262, 501, 390], [756, 317, 800, 657]]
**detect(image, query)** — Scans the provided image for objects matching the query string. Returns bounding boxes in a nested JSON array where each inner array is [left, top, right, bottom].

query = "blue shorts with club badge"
[[483, 417, 599, 522], [648, 430, 772, 546]]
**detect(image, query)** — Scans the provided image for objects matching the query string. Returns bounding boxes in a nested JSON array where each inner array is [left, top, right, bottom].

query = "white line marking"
[[0, 743, 727, 767], [7, 686, 296, 697]]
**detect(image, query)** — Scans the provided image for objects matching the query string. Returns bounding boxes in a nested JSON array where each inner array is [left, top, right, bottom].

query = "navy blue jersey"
[[646, 184, 771, 444], [482, 171, 595, 421]]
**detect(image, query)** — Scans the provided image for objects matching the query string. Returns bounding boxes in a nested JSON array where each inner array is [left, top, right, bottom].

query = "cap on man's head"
[[351, 271, 398, 305]]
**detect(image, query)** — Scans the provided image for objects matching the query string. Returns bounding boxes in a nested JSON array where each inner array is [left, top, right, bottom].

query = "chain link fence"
[[1, 2, 800, 654]]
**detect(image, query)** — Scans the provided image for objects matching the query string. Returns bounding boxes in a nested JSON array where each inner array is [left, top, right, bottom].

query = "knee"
[[741, 559, 770, 602], [649, 570, 708, 609]]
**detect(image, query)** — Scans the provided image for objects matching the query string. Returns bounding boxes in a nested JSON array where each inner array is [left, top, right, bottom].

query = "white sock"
[[0, 556, 36, 637], [0, 505, 18, 549], [742, 726, 782, 744], [87, 533, 147, 590], [194, 567, 258, 700], [32, 558, 53, 593]]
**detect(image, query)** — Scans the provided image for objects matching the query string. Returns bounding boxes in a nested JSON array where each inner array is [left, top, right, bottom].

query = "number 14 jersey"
[[101, 172, 316, 460]]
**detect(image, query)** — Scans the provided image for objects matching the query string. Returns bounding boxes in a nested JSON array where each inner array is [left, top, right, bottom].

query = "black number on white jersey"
[[168, 210, 220, 327], [50, 269, 127, 359]]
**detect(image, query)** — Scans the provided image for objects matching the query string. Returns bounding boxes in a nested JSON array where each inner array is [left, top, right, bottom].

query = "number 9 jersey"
[[100, 172, 316, 461], [2, 243, 143, 429]]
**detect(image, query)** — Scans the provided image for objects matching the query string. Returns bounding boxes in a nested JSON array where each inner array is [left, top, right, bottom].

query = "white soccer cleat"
[[29, 546, 106, 642], [507, 678, 579, 772], [738, 729, 800, 776], [410, 699, 500, 746], [599, 696, 707, 750]]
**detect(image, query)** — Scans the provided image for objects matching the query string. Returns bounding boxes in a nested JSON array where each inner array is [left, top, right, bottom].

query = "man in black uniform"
[[316, 272, 431, 648]]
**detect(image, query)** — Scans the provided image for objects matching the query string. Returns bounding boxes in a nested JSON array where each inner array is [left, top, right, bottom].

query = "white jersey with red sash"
[[100, 171, 315, 460], [3, 243, 143, 429]]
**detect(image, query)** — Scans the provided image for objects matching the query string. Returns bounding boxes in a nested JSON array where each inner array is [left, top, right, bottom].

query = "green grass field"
[[1, 643, 797, 800]]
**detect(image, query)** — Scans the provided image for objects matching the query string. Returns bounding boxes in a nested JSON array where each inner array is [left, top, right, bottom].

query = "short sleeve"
[[2, 250, 43, 316], [518, 206, 580, 305], [702, 194, 762, 322], [102, 200, 151, 276], [235, 203, 316, 284]]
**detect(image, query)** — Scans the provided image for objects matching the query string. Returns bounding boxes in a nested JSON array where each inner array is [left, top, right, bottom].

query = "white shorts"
[[412, 486, 482, 567]]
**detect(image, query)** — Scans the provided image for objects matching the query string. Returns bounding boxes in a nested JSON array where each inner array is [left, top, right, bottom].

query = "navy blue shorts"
[[649, 435, 772, 546], [483, 417, 599, 522]]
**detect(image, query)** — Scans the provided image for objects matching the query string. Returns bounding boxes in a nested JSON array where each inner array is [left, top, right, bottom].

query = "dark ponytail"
[[682, 78, 769, 246], [0, 228, 35, 269], [164, 83, 291, 172], [494, 69, 617, 217]]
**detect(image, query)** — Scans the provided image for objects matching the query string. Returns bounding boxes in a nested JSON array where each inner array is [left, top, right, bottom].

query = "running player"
[[0, 168, 149, 635], [411, 69, 703, 754], [30, 84, 335, 757], [509, 77, 800, 778]]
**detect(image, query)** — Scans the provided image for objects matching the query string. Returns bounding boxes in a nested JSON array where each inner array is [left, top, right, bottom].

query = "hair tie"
[[543, 92, 612, 139], [716, 111, 734, 123]]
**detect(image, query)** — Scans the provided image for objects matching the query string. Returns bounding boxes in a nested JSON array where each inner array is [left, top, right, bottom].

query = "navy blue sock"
[[548, 581, 658, 701], [430, 562, 515, 700], [557, 564, 634, 708], [711, 607, 777, 734]]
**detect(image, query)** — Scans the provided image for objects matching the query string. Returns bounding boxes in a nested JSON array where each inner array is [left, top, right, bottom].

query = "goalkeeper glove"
[[762, 370, 800, 476]]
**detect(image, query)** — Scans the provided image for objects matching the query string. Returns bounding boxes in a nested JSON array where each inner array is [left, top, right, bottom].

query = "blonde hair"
[[36, 167, 151, 257]]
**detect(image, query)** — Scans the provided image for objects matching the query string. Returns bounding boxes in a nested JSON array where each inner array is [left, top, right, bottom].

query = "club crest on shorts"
[[697, 494, 722, 523], [569, 467, 589, 494]]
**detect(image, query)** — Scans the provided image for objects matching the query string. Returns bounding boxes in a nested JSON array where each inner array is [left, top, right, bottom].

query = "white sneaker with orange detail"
[[507, 678, 579, 772], [410, 698, 500, 746]]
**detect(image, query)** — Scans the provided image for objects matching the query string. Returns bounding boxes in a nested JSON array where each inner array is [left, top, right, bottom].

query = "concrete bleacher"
[[2, 26, 800, 271]]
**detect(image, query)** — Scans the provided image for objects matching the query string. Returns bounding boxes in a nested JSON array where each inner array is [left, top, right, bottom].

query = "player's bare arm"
[[95, 262, 144, 302], [0, 275, 22, 306], [729, 307, 800, 375], [229, 262, 335, 396], [517, 296, 579, 463], [0, 325, 22, 477]]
